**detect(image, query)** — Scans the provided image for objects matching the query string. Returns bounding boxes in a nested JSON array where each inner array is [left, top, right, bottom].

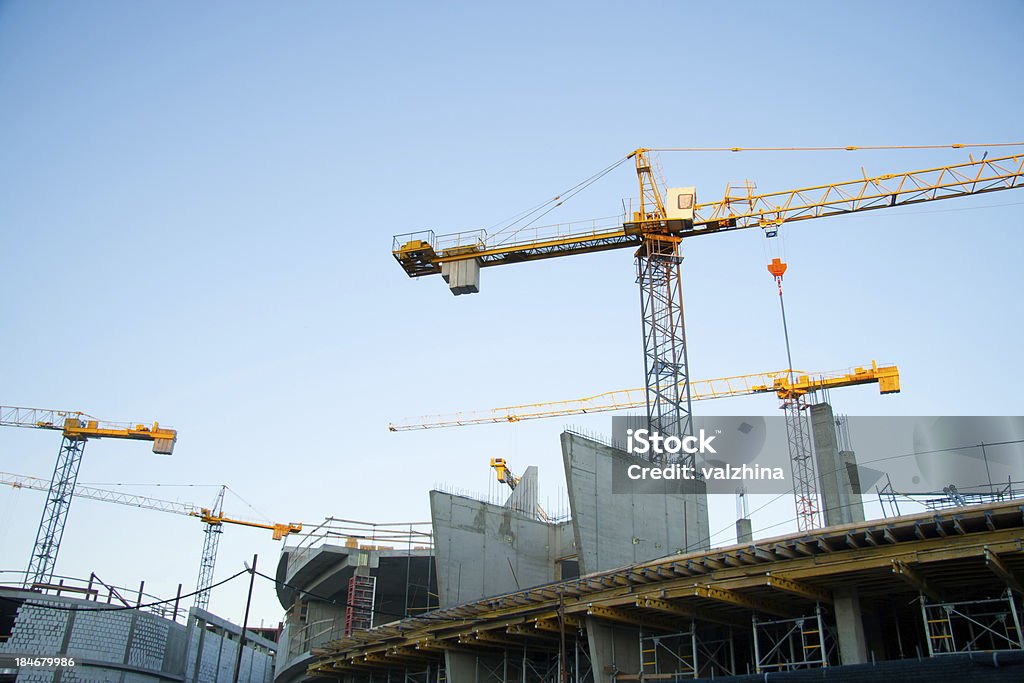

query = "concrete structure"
[[273, 523, 435, 683], [430, 490, 575, 607], [561, 431, 710, 570], [811, 403, 865, 527], [427, 431, 711, 615], [0, 587, 274, 683], [310, 499, 1024, 681], [734, 517, 753, 543]]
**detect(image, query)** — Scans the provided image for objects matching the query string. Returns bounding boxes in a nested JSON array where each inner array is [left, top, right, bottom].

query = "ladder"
[[345, 574, 377, 636]]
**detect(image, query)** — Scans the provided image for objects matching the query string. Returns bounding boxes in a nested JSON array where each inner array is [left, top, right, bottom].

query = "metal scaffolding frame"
[[920, 590, 1024, 656], [783, 394, 819, 532], [878, 473, 1024, 517], [346, 573, 377, 636], [465, 648, 563, 683], [640, 624, 736, 679], [752, 607, 835, 673]]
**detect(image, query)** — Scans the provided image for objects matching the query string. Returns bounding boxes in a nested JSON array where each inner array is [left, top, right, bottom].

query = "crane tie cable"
[[649, 142, 1024, 152]]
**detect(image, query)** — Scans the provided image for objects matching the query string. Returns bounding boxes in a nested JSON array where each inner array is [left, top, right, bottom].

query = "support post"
[[833, 586, 868, 664]]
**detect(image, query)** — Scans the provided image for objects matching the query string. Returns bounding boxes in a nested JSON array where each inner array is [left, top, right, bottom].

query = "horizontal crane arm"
[[389, 362, 899, 430], [1, 471, 198, 517], [192, 509, 303, 541], [1, 472, 301, 540], [393, 152, 1023, 277], [0, 405, 177, 454]]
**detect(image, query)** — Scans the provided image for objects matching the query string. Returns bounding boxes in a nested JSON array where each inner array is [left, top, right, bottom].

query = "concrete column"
[[444, 651, 477, 683], [810, 403, 864, 527], [839, 450, 866, 522], [735, 518, 753, 544], [585, 617, 641, 683], [833, 586, 869, 665]]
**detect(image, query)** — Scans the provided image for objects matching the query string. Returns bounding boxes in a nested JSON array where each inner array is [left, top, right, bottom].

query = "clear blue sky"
[[1, 1, 1022, 626]]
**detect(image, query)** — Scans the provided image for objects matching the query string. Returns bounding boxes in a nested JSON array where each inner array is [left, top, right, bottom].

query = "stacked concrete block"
[[126, 613, 169, 671], [0, 592, 271, 683], [0, 604, 69, 653], [12, 668, 57, 683], [194, 632, 221, 683], [217, 636, 238, 681], [66, 610, 131, 663], [58, 668, 122, 683], [184, 627, 203, 683], [121, 675, 161, 683]]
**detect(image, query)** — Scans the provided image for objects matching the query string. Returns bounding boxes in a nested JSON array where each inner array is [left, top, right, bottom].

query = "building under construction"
[[294, 420, 1024, 682], [3, 149, 1024, 683], [290, 148, 1024, 682]]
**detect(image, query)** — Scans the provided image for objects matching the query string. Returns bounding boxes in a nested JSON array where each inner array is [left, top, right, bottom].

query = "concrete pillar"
[[840, 450, 866, 522], [735, 518, 753, 543], [810, 403, 864, 527], [833, 586, 869, 665], [585, 617, 641, 683], [444, 651, 477, 683]]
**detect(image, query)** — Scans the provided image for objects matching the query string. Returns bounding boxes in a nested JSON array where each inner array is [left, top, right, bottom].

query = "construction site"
[[2, 144, 1024, 683], [3, 4, 1024, 683]]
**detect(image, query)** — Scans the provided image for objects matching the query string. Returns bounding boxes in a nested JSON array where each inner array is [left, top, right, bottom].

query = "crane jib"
[[392, 151, 1024, 285]]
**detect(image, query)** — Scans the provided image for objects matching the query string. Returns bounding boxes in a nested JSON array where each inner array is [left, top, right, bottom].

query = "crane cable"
[[649, 142, 1024, 152], [485, 142, 1022, 248], [0, 568, 249, 613], [490, 154, 632, 242]]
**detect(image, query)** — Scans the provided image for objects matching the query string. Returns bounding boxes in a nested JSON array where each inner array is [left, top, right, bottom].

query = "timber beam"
[[892, 560, 943, 602], [985, 548, 1023, 592]]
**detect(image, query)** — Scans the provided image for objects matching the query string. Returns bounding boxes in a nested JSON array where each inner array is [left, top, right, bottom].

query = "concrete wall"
[[585, 617, 641, 683], [561, 431, 709, 574], [430, 490, 574, 607], [0, 593, 189, 681], [0, 591, 271, 683], [183, 609, 275, 683]]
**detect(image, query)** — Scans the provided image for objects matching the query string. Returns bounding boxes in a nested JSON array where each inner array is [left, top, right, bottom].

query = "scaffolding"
[[877, 474, 1024, 517], [345, 574, 377, 636], [752, 607, 836, 673], [921, 590, 1024, 656], [639, 625, 736, 679]]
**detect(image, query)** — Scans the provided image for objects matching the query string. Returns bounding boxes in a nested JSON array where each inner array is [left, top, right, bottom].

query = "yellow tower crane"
[[0, 406, 178, 586], [392, 146, 1022, 532], [390, 362, 899, 430], [0, 471, 301, 610]]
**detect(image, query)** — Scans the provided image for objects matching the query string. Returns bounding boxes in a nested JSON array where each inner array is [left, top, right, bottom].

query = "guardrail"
[[0, 569, 190, 624]]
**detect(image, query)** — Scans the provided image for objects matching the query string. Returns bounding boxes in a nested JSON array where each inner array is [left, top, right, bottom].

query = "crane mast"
[[194, 486, 226, 610], [392, 147, 1024, 536], [633, 151, 696, 464], [0, 406, 177, 587], [0, 472, 301, 610]]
